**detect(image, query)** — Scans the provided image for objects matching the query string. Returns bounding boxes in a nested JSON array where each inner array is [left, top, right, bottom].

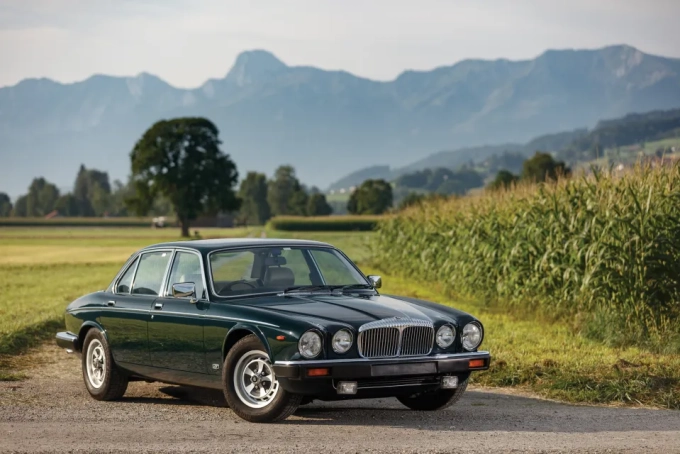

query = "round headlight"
[[299, 330, 322, 358], [462, 322, 483, 351], [332, 329, 353, 354], [436, 325, 455, 349]]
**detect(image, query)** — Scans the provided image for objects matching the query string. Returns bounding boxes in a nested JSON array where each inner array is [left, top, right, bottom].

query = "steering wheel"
[[222, 280, 257, 292]]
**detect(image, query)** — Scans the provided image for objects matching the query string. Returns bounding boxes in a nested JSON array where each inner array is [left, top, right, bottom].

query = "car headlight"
[[332, 329, 353, 354], [462, 322, 483, 351], [299, 330, 322, 358], [436, 325, 455, 349]]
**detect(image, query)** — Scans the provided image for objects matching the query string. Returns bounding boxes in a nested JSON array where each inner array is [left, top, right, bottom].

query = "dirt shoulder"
[[1, 343, 679, 453]]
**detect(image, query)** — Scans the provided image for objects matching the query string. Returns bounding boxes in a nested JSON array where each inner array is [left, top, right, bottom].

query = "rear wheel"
[[81, 329, 128, 401], [397, 377, 468, 411], [222, 335, 302, 422]]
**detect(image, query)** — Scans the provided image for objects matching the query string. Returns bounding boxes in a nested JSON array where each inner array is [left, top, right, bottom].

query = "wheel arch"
[[76, 321, 108, 352], [222, 324, 272, 362]]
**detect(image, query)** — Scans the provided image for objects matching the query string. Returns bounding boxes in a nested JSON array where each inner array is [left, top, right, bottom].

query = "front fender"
[[223, 323, 273, 360]]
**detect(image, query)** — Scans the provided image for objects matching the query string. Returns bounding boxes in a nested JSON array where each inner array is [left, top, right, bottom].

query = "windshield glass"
[[209, 246, 369, 297]]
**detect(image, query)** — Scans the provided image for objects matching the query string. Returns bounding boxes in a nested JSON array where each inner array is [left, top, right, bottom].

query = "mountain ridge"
[[2, 44, 680, 198]]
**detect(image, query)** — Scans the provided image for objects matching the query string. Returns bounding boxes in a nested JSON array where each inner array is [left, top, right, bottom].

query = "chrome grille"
[[357, 318, 434, 358]]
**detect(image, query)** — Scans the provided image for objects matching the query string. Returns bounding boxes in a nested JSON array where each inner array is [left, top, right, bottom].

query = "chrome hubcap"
[[86, 339, 106, 389], [233, 350, 279, 409]]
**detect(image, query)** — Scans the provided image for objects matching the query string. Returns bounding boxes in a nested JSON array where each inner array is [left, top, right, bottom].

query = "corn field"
[[373, 164, 680, 350]]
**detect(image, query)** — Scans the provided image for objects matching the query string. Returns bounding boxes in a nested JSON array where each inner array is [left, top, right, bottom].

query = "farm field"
[[0, 224, 678, 409]]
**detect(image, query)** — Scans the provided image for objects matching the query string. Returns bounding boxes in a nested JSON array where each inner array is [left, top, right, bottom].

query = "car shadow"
[[289, 390, 680, 433], [119, 385, 680, 433]]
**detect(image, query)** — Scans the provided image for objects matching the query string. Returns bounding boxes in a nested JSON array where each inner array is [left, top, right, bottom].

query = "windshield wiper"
[[331, 283, 376, 294], [280, 285, 332, 295]]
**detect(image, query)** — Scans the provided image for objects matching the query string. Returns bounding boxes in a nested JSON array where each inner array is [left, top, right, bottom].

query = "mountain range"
[[2, 44, 680, 198]]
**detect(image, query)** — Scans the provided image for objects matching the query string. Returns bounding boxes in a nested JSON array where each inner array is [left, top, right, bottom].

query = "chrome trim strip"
[[67, 307, 279, 328], [161, 247, 211, 302], [274, 351, 490, 366]]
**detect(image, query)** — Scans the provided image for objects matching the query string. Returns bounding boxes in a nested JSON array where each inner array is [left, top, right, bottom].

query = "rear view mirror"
[[367, 275, 382, 289], [172, 282, 196, 300]]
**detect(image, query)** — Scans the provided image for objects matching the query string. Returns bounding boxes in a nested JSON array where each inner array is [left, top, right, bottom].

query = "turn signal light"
[[469, 359, 486, 368], [307, 368, 330, 377]]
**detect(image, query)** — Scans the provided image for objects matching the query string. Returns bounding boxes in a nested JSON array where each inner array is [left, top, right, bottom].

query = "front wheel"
[[222, 335, 302, 422], [397, 377, 468, 411], [81, 329, 128, 401]]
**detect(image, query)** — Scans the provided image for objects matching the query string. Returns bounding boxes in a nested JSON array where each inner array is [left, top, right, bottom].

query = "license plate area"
[[372, 362, 437, 376]]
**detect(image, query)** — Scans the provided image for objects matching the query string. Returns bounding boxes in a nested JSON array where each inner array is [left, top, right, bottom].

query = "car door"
[[148, 249, 208, 373], [102, 250, 173, 367]]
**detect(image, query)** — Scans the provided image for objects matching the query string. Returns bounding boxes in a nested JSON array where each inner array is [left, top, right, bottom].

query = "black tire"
[[397, 377, 468, 411], [81, 329, 128, 401], [222, 335, 302, 423]]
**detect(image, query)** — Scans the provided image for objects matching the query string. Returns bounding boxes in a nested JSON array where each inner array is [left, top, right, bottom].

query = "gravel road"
[[1, 344, 679, 453]]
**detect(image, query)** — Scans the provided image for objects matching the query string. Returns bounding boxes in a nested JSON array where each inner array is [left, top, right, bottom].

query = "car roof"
[[140, 237, 334, 253]]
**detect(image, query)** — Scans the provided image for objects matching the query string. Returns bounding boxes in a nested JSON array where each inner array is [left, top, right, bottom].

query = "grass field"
[[0, 225, 678, 409]]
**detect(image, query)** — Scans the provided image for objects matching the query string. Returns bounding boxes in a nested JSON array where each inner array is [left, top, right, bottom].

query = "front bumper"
[[273, 351, 490, 395]]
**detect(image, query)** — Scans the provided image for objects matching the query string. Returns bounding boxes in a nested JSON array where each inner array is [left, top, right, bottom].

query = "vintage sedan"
[[56, 238, 490, 422]]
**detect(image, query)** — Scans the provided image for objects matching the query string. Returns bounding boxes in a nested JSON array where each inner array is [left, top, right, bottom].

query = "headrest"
[[264, 266, 295, 287]]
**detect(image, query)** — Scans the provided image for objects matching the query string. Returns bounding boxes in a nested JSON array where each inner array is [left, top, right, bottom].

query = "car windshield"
[[209, 246, 370, 297]]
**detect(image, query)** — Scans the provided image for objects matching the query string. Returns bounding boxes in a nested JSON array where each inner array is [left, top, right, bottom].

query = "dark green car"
[[56, 238, 490, 422]]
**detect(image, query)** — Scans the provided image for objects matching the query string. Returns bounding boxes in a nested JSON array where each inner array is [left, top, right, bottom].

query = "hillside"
[[3, 45, 680, 197]]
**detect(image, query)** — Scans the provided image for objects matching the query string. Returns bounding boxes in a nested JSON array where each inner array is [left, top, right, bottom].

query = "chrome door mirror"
[[367, 275, 382, 289], [172, 282, 196, 300]]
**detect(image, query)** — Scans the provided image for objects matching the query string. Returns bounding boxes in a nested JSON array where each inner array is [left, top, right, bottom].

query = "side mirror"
[[367, 275, 382, 289], [172, 282, 196, 301]]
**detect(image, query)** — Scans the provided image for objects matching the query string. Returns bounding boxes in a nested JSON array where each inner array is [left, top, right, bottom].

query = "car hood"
[[240, 293, 472, 329]]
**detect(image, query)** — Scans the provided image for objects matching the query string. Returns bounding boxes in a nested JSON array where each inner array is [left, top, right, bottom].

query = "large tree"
[[0, 193, 12, 217], [347, 179, 393, 215], [267, 165, 308, 216], [306, 193, 333, 216], [127, 117, 240, 237], [73, 165, 111, 216], [521, 152, 570, 183], [24, 178, 60, 216], [238, 172, 271, 225], [487, 170, 520, 191]]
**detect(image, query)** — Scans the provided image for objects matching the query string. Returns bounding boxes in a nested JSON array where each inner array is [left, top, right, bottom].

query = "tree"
[[487, 170, 520, 191], [0, 193, 12, 217], [267, 165, 307, 216], [347, 179, 393, 215], [306, 193, 333, 216], [238, 172, 271, 225], [127, 117, 240, 237], [73, 165, 112, 216], [55, 194, 81, 216], [521, 152, 570, 183], [12, 195, 27, 217], [25, 178, 60, 216]]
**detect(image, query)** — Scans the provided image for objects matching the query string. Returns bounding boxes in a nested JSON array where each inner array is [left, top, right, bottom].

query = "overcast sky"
[[1, 0, 679, 88]]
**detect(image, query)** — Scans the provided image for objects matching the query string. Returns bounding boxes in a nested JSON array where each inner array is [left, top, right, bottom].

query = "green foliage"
[[127, 117, 240, 236], [395, 167, 483, 195], [373, 163, 680, 352], [267, 165, 308, 216], [0, 193, 12, 217], [267, 215, 381, 232], [238, 172, 271, 225], [398, 192, 426, 210], [521, 151, 570, 182], [73, 164, 111, 216], [24, 178, 61, 216], [347, 179, 393, 215], [488, 170, 520, 190], [306, 193, 333, 216]]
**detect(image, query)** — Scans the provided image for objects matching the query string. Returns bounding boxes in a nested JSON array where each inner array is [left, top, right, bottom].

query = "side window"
[[131, 251, 172, 296], [116, 257, 139, 294], [281, 249, 312, 285], [168, 251, 205, 299]]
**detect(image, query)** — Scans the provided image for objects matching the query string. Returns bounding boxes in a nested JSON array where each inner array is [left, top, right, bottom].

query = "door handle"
[[154, 302, 164, 310], [107, 300, 116, 307]]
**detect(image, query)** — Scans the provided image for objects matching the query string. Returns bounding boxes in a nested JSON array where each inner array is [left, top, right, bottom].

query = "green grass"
[[368, 268, 680, 409]]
